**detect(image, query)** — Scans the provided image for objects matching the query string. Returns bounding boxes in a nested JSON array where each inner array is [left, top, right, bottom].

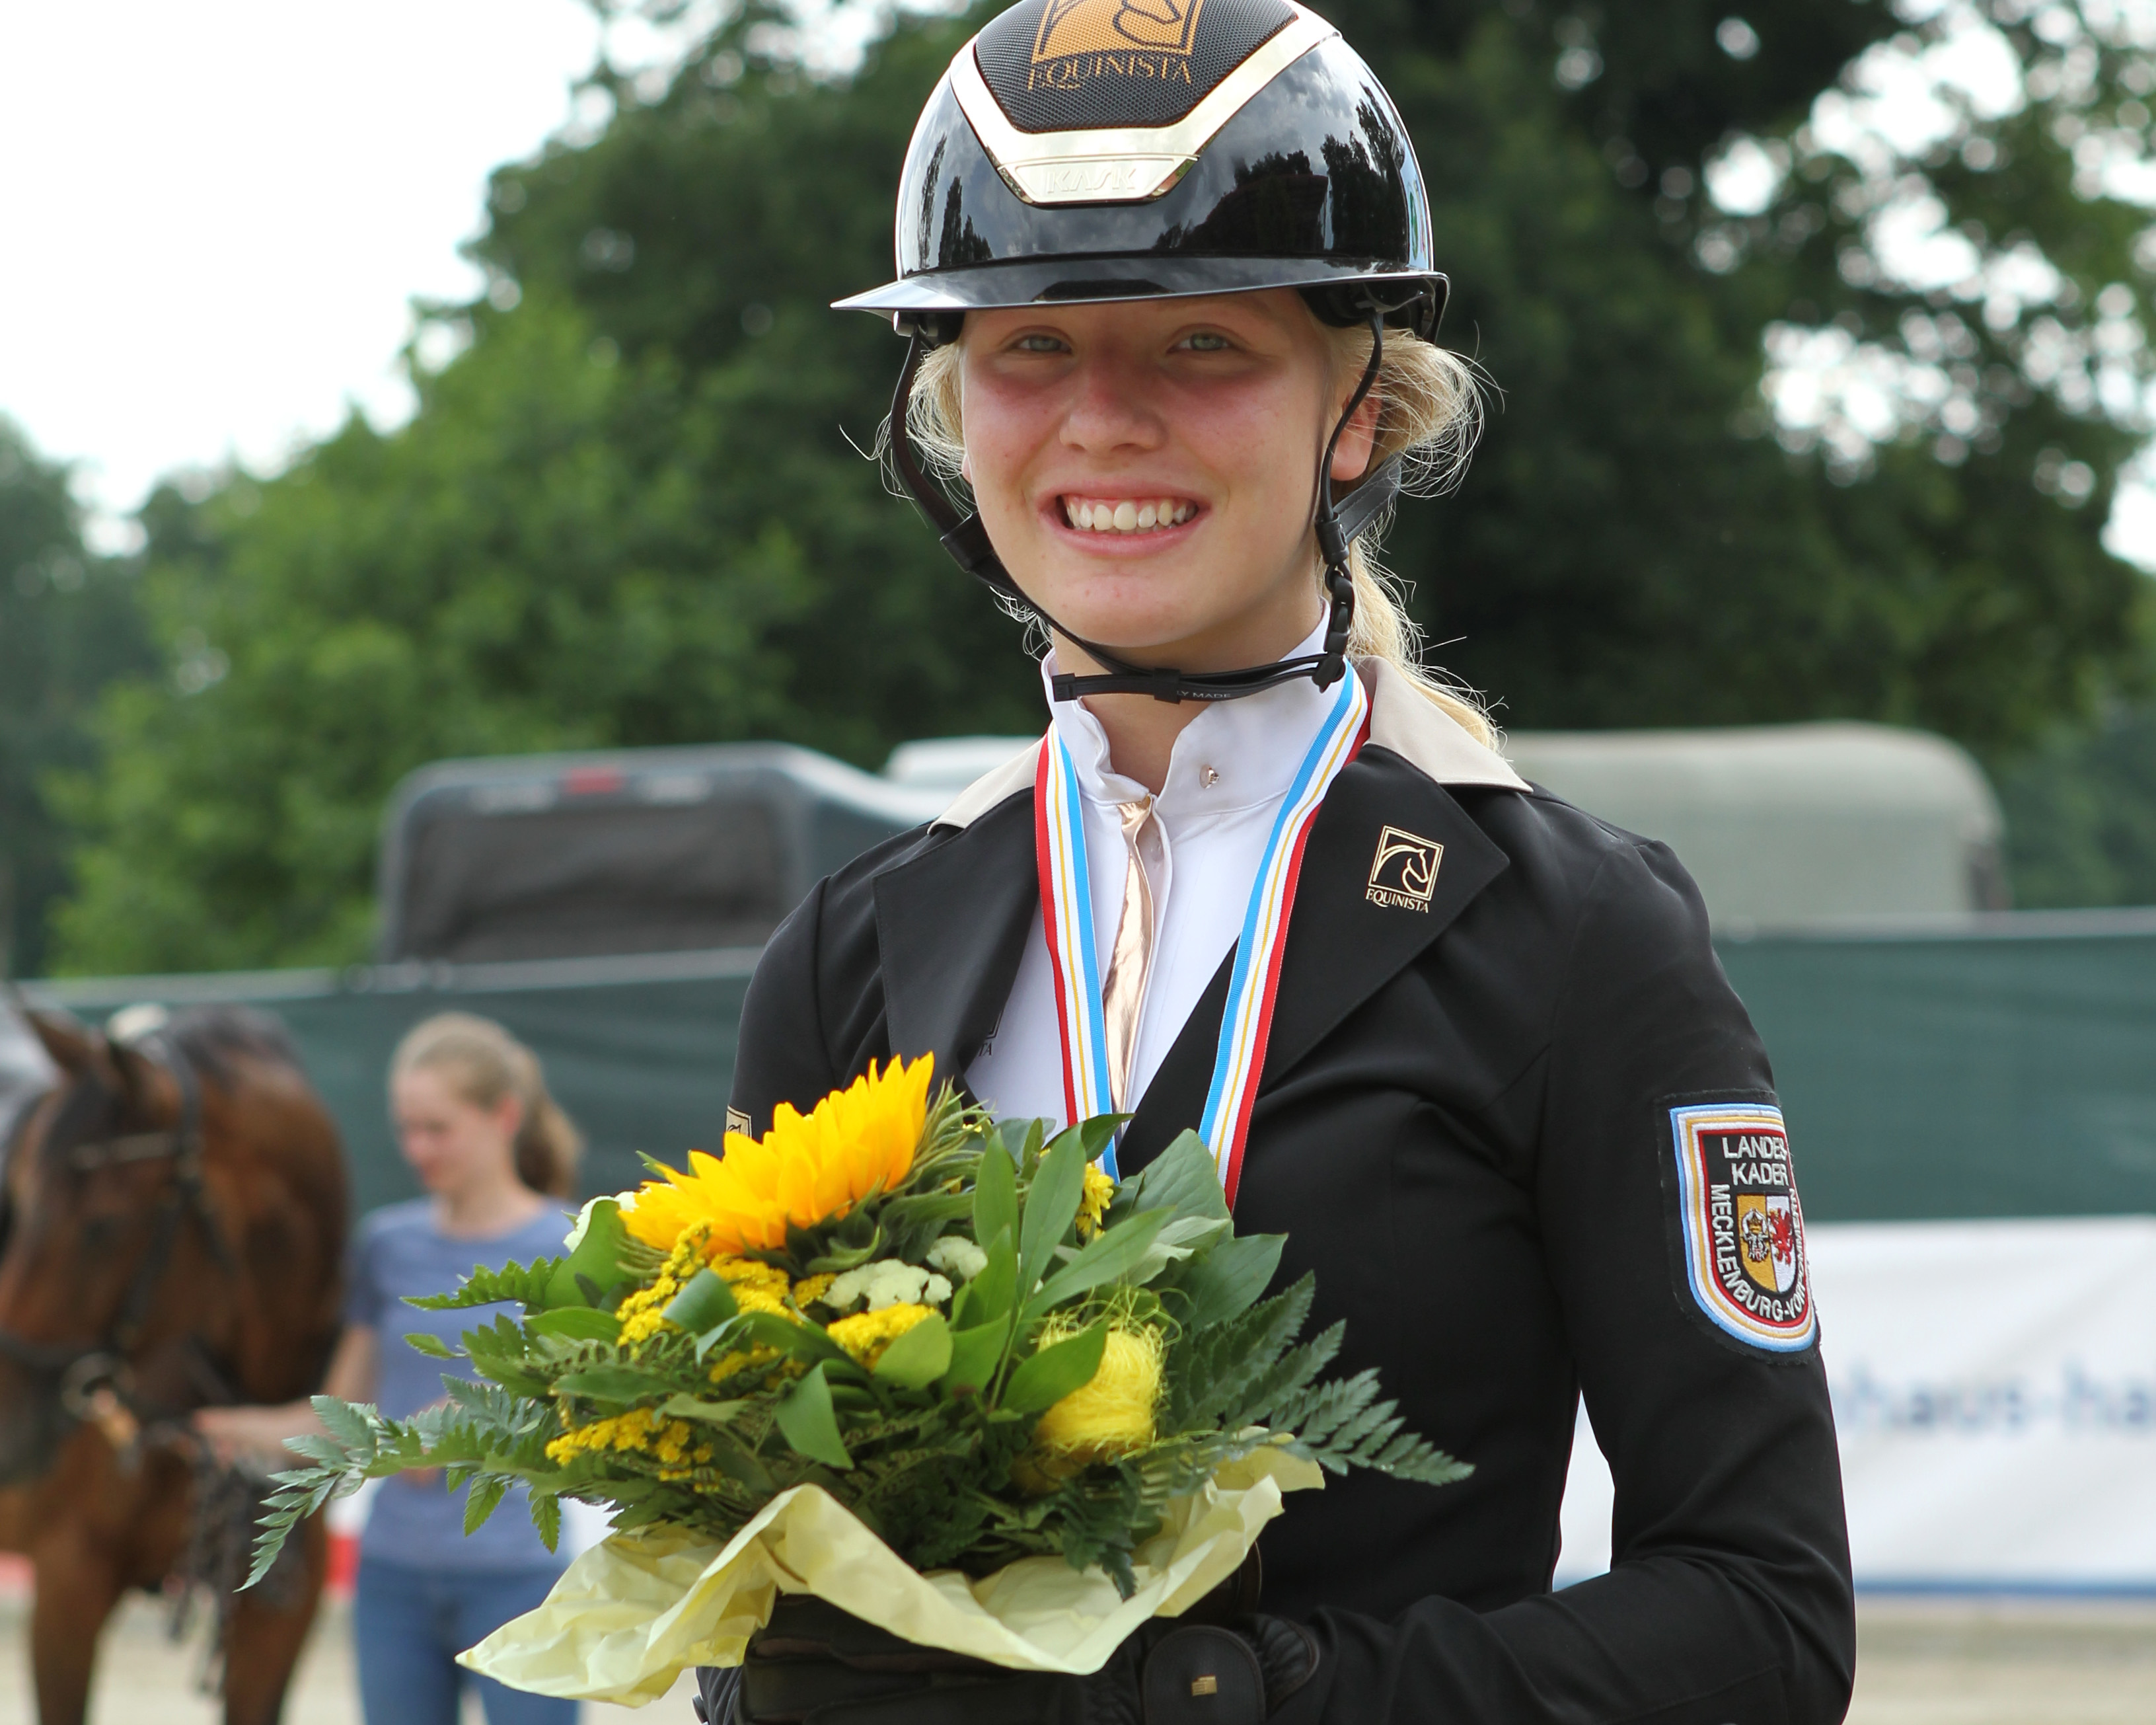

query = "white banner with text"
[[1556, 1216, 2156, 1591]]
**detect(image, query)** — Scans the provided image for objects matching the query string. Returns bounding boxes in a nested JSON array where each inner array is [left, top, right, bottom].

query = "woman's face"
[[958, 289, 1376, 672], [392, 1065, 522, 1198]]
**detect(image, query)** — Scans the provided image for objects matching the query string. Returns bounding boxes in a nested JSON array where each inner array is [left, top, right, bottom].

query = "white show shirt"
[[965, 619, 1339, 1129]]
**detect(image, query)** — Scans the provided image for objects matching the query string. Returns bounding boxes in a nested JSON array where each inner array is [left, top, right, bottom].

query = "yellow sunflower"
[[624, 1055, 935, 1255]]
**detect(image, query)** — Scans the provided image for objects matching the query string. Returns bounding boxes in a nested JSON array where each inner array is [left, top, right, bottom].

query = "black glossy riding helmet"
[[835, 0, 1450, 703]]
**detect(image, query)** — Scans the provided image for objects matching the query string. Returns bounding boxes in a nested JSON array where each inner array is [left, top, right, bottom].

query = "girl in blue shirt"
[[200, 1012, 581, 1725]]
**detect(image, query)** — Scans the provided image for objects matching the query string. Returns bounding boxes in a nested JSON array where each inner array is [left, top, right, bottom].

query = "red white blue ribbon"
[[1033, 668, 1370, 1204]]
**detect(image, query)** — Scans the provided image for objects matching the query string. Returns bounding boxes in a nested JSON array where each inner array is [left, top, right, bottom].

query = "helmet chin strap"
[[887, 308, 1395, 705]]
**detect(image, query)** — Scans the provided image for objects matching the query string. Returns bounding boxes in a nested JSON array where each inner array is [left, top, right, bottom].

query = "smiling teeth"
[[1066, 497, 1194, 533]]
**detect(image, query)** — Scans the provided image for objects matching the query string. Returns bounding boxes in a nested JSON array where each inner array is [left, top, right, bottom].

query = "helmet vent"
[[974, 0, 1297, 135]]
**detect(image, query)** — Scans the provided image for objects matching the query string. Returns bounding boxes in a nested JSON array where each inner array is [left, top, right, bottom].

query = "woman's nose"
[[1059, 354, 1164, 453]]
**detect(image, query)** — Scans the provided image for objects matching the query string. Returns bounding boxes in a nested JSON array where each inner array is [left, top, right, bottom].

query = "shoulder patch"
[[1667, 1101, 1816, 1352], [725, 1107, 751, 1138]]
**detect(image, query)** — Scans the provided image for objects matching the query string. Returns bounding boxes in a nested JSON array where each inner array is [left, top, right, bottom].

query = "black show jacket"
[[727, 662, 1855, 1725]]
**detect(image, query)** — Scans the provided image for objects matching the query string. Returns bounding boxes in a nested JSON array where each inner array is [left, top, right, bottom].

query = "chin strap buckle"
[[1051, 667, 1184, 703], [937, 515, 1000, 583]]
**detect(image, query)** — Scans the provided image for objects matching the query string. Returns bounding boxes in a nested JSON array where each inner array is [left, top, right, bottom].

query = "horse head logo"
[[1033, 0, 1207, 62], [1366, 826, 1444, 911]]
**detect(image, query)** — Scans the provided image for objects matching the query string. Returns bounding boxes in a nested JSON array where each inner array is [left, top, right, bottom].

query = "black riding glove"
[[694, 1593, 1318, 1725]]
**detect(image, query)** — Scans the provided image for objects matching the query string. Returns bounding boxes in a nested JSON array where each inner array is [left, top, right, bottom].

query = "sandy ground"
[[0, 1590, 692, 1725], [1849, 1597, 2156, 1725], [0, 1590, 2151, 1724]]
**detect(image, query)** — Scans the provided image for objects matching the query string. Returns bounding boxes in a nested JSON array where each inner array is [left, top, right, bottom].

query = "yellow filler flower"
[[826, 1302, 936, 1368], [625, 1055, 934, 1255], [1076, 1163, 1115, 1241]]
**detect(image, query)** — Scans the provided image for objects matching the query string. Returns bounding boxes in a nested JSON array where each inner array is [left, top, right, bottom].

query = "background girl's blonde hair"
[[391, 1012, 583, 1198], [900, 314, 1497, 746]]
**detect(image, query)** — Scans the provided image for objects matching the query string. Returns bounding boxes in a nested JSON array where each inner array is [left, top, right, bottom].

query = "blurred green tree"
[[0, 420, 151, 978], [1997, 697, 2156, 906], [46, 0, 2156, 970]]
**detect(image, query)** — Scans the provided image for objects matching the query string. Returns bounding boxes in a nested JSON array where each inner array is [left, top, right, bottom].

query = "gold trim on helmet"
[[949, 3, 1337, 206]]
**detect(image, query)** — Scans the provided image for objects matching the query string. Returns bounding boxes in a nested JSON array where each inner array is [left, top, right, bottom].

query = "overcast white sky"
[[0, 1, 603, 549], [4, 1, 2154, 568]]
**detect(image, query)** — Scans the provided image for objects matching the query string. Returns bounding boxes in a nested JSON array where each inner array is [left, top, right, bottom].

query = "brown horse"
[[0, 1003, 347, 1725]]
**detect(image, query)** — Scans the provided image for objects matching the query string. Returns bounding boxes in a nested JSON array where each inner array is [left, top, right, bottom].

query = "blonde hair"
[[899, 310, 1497, 746], [390, 1013, 583, 1198]]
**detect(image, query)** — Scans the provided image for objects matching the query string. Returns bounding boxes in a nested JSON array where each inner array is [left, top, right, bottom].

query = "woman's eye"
[[1178, 332, 1233, 352], [1013, 334, 1066, 354]]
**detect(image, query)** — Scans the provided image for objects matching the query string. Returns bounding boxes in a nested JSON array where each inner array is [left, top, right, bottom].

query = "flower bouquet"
[[248, 1056, 1466, 1703]]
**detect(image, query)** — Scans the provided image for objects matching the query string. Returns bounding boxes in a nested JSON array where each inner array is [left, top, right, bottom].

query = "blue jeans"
[[353, 1555, 577, 1725]]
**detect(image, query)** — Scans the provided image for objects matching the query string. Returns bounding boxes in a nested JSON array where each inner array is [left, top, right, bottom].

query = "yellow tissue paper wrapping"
[[458, 1446, 1323, 1706]]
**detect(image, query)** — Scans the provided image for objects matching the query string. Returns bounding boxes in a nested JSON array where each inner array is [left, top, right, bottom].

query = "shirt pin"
[[1201, 766, 1220, 788]]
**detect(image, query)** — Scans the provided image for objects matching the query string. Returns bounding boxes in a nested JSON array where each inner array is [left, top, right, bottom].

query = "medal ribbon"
[[1033, 668, 1370, 1202]]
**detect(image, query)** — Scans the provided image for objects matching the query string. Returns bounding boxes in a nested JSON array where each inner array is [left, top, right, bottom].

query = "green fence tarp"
[[28, 952, 755, 1219], [1719, 913, 2156, 1222], [26, 911, 2156, 1225]]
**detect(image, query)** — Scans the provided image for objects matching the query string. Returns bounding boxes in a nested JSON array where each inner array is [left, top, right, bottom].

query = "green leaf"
[[1000, 1321, 1107, 1415], [1025, 1208, 1173, 1321], [871, 1312, 951, 1389], [544, 1199, 628, 1309], [1015, 1118, 1048, 1180], [658, 1394, 749, 1422], [737, 1309, 856, 1372], [1019, 1130, 1089, 1297], [707, 1437, 776, 1493], [285, 1434, 352, 1469], [664, 1267, 738, 1334], [940, 1319, 1007, 1395], [973, 1129, 1018, 1251], [954, 1227, 1016, 1330], [1172, 1276, 1316, 1432], [527, 1306, 622, 1343], [463, 1473, 511, 1535], [407, 1258, 560, 1311], [774, 1363, 853, 1469], [1122, 1131, 1230, 1225], [1177, 1233, 1286, 1332], [313, 1397, 381, 1459], [1073, 1114, 1121, 1165], [691, 1313, 750, 1363], [552, 1367, 657, 1404], [803, 1244, 885, 1276], [877, 1187, 974, 1264], [531, 1491, 562, 1552], [402, 1331, 457, 1360], [1129, 1215, 1232, 1284]]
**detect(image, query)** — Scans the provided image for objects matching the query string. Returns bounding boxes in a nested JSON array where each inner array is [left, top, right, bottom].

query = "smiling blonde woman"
[[700, 3, 1856, 1723]]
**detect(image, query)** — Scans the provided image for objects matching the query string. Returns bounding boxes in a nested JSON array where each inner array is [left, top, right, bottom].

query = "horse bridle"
[[0, 1033, 236, 1442]]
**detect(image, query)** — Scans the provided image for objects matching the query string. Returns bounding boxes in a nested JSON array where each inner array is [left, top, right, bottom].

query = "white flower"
[[926, 1237, 988, 1284], [825, 1260, 955, 1313]]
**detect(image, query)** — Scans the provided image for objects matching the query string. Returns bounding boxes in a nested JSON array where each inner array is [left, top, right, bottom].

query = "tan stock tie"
[[1101, 796, 1156, 1112]]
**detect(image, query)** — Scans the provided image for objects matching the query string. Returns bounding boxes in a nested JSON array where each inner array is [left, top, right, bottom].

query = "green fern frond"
[[408, 1258, 564, 1311]]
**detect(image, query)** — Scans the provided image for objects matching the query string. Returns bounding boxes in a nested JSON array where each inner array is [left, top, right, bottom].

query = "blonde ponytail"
[[897, 311, 1497, 748], [1328, 321, 1497, 746], [391, 1013, 583, 1199]]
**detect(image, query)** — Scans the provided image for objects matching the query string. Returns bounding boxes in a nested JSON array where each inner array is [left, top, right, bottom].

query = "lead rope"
[[167, 1440, 311, 1696]]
